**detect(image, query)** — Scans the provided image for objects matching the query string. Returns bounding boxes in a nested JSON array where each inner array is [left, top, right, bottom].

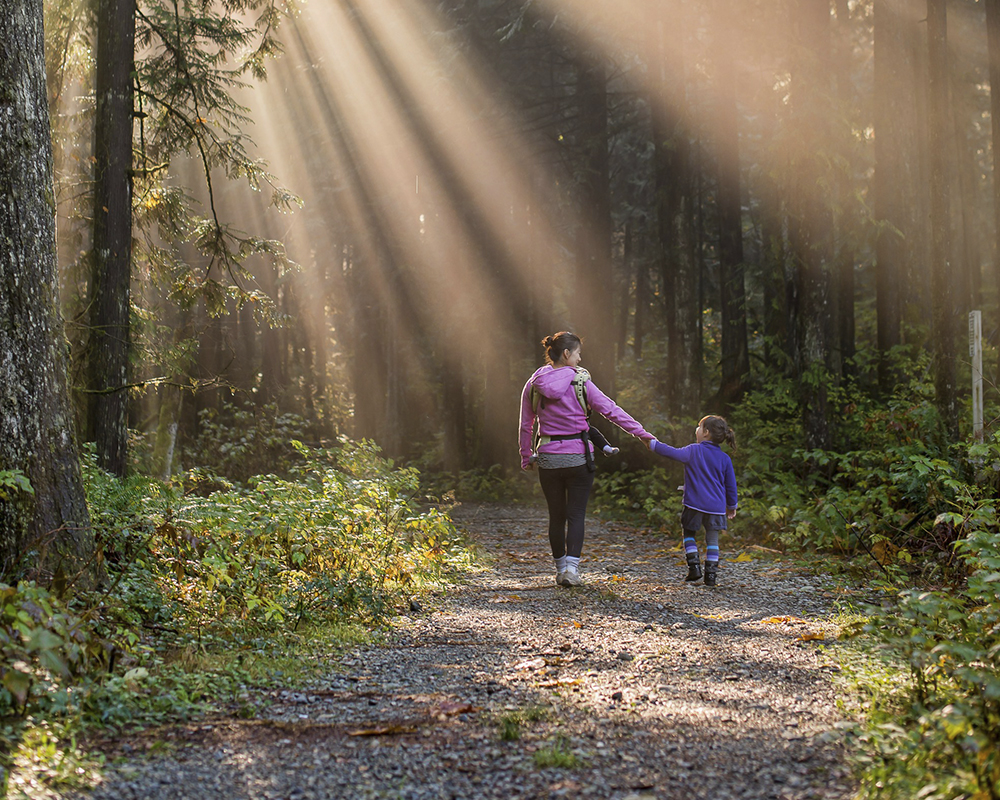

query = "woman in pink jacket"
[[519, 331, 654, 587]]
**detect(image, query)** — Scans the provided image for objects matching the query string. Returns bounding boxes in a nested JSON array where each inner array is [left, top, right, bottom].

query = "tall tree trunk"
[[833, 0, 856, 377], [152, 308, 193, 480], [634, 231, 649, 362], [927, 0, 958, 439], [347, 251, 386, 443], [650, 0, 701, 419], [952, 59, 980, 315], [88, 0, 135, 477], [874, 0, 907, 393], [0, 0, 96, 583], [759, 93, 789, 371], [988, 0, 1000, 394], [927, 0, 958, 437], [713, 0, 749, 408], [442, 363, 466, 475], [791, 0, 834, 450], [574, 52, 615, 394], [617, 223, 632, 365]]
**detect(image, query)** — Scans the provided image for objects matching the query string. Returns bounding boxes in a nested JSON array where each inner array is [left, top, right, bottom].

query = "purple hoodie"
[[518, 365, 653, 469]]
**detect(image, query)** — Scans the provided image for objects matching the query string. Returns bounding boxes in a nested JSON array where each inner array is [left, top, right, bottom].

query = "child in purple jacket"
[[647, 415, 738, 587]]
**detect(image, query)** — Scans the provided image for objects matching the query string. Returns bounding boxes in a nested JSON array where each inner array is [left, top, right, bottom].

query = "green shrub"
[[186, 402, 310, 484], [847, 525, 1000, 799], [0, 582, 98, 718]]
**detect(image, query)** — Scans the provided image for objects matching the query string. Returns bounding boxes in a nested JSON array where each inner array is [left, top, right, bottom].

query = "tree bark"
[[650, 0, 701, 418], [927, 0, 958, 437], [713, 0, 749, 408], [0, 0, 96, 583], [791, 0, 834, 450], [88, 0, 135, 477], [152, 308, 194, 480], [574, 52, 616, 394], [987, 0, 1000, 395], [832, 0, 856, 377]]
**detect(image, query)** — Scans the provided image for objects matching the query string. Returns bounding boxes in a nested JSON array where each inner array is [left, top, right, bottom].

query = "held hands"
[[647, 438, 659, 451]]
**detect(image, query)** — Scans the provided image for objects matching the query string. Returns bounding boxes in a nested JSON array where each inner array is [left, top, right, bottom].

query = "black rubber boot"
[[704, 561, 719, 587], [685, 554, 702, 582]]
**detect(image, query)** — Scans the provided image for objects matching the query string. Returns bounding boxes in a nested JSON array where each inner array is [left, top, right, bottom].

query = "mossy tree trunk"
[[0, 0, 97, 584]]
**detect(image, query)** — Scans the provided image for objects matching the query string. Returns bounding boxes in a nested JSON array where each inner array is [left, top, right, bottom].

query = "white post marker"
[[969, 310, 983, 442]]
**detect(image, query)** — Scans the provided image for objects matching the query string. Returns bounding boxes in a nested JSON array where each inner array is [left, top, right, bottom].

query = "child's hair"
[[542, 331, 582, 365], [700, 415, 736, 450]]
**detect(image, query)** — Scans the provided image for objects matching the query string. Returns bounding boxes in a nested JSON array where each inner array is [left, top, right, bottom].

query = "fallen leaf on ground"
[[761, 616, 808, 625], [488, 595, 522, 603], [436, 701, 474, 716], [732, 553, 754, 562], [348, 723, 418, 736], [797, 632, 826, 642]]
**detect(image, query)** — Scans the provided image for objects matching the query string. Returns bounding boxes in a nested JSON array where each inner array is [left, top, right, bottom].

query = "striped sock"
[[706, 529, 720, 562], [684, 535, 698, 562]]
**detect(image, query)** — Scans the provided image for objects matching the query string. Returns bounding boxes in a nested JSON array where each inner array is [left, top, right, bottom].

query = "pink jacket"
[[518, 365, 653, 469]]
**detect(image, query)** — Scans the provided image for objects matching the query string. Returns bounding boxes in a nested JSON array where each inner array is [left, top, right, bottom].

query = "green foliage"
[[185, 403, 310, 484], [844, 527, 1000, 799], [0, 469, 34, 500], [592, 465, 683, 529], [92, 437, 472, 643], [0, 582, 98, 717], [133, 0, 300, 308]]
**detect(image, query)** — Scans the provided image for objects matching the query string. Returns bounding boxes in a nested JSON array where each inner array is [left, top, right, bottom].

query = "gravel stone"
[[50, 503, 853, 800]]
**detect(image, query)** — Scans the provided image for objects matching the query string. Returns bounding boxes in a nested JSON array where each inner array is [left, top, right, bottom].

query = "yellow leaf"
[[761, 616, 808, 625], [797, 632, 826, 642], [733, 553, 754, 562]]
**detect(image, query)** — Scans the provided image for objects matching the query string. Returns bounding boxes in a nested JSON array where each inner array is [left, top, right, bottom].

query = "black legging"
[[538, 464, 595, 559]]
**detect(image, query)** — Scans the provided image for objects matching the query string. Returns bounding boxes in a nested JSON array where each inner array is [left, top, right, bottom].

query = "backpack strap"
[[572, 368, 592, 420], [531, 368, 592, 454]]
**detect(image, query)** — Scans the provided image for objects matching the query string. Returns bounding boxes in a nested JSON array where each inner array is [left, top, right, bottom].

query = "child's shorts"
[[681, 507, 727, 532]]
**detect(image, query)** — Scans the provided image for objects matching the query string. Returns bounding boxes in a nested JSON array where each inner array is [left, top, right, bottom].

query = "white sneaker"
[[556, 571, 568, 586], [561, 567, 583, 587]]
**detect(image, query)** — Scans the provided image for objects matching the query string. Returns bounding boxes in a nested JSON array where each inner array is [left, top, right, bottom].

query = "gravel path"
[[63, 503, 855, 800]]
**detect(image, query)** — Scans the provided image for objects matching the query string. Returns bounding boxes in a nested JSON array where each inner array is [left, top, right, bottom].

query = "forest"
[[2, 0, 1000, 797]]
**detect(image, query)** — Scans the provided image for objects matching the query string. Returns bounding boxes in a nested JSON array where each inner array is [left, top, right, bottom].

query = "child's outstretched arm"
[[647, 438, 694, 463]]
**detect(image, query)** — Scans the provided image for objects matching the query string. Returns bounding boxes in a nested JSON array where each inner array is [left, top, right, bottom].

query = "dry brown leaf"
[[436, 701, 474, 716], [347, 723, 418, 737]]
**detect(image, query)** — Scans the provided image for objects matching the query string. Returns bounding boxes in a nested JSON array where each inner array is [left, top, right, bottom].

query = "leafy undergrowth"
[[1, 438, 478, 798], [824, 526, 1000, 799]]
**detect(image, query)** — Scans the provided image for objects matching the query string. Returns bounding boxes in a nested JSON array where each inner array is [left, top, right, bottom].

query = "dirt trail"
[[62, 503, 854, 800]]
